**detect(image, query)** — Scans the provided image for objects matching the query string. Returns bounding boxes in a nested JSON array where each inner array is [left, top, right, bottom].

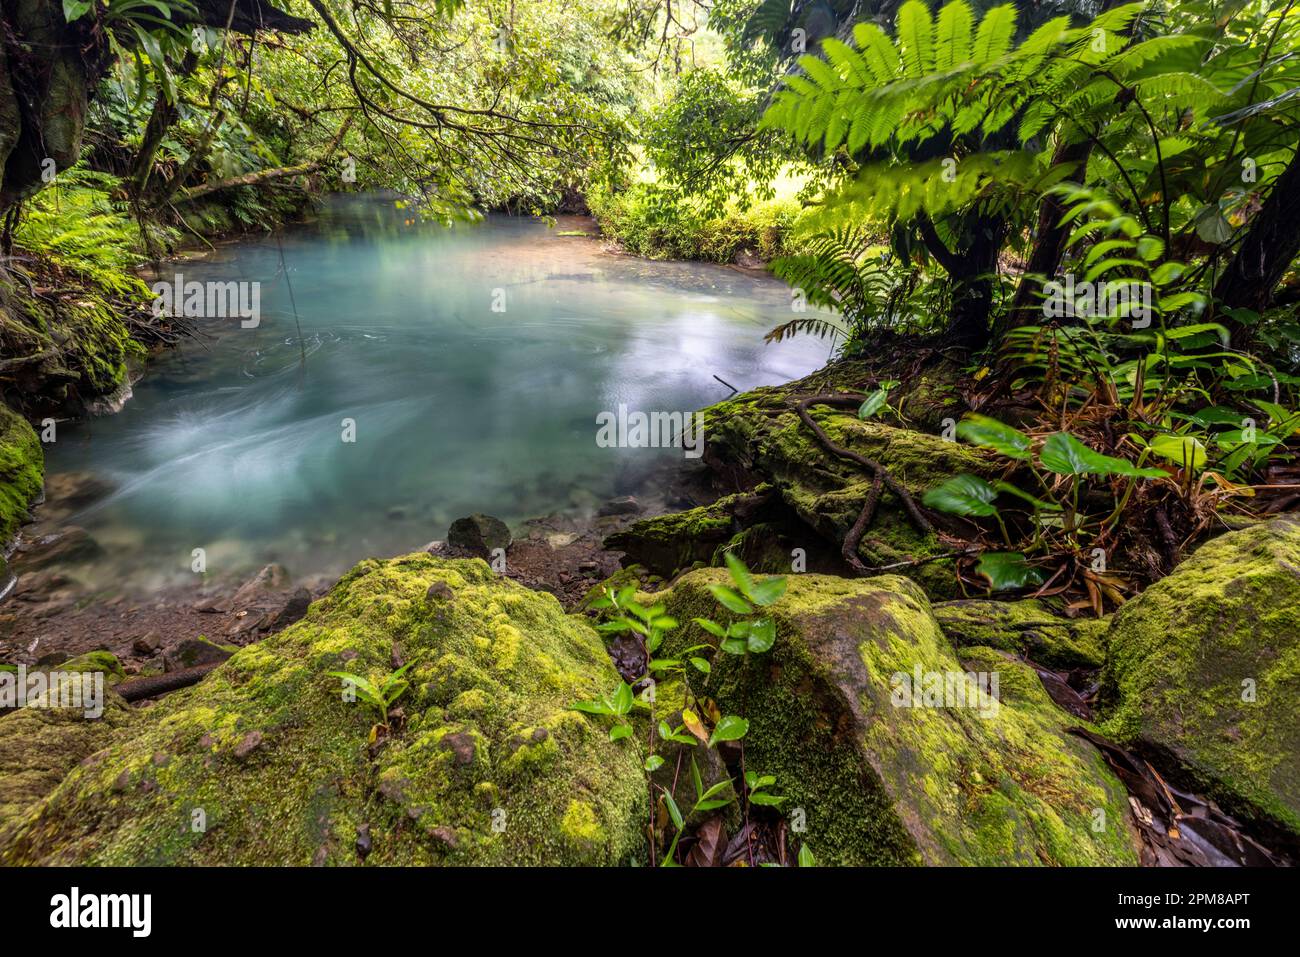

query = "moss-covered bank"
[[0, 555, 647, 865], [0, 403, 43, 563]]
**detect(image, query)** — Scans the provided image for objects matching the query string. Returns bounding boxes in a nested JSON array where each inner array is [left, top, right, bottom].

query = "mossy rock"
[[0, 682, 135, 841], [933, 599, 1108, 669], [0, 403, 43, 547], [0, 555, 647, 865], [604, 486, 778, 579], [698, 389, 993, 599], [1098, 517, 1300, 838], [651, 569, 1139, 865]]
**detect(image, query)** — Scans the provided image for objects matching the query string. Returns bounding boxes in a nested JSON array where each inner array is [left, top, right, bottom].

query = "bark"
[[997, 137, 1095, 342], [1213, 148, 1300, 321], [174, 114, 352, 202], [918, 212, 1008, 350]]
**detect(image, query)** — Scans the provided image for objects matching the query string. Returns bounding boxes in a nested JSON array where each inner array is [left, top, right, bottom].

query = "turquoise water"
[[45, 197, 830, 588]]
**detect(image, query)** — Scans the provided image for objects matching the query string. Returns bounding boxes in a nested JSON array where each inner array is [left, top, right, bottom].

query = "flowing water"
[[44, 196, 831, 590]]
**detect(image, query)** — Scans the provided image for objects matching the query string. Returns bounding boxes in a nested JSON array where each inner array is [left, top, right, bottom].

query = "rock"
[[35, 471, 114, 523], [1098, 517, 1300, 838], [425, 581, 454, 603], [233, 730, 263, 760], [132, 632, 162, 656], [597, 496, 642, 517], [0, 677, 134, 839], [933, 599, 1108, 669], [265, 587, 312, 631], [163, 637, 235, 673], [0, 555, 645, 865], [230, 563, 291, 607], [688, 377, 996, 598], [446, 513, 512, 557], [0, 404, 43, 548], [651, 569, 1139, 865], [13, 526, 102, 571], [604, 487, 777, 578]]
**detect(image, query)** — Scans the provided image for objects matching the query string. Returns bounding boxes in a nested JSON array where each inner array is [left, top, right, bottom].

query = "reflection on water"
[[47, 196, 831, 588]]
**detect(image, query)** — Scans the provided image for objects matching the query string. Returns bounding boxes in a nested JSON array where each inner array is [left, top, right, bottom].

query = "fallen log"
[[116, 663, 220, 703]]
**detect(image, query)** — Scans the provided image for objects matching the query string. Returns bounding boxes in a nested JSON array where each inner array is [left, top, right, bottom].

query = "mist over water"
[[46, 196, 830, 589]]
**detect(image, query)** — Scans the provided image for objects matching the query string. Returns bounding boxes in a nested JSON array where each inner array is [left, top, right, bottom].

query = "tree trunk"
[[918, 212, 1007, 350], [997, 137, 1094, 342], [1214, 148, 1300, 321]]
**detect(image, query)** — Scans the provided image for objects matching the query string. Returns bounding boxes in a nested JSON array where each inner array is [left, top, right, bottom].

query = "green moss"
[[0, 404, 43, 547], [0, 555, 647, 865], [604, 487, 775, 578], [0, 683, 135, 839], [651, 569, 1138, 866], [1098, 518, 1300, 837], [699, 392, 993, 599], [934, 599, 1107, 669]]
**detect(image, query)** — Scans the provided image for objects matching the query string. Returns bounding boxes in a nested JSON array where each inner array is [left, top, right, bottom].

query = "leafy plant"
[[328, 658, 420, 730]]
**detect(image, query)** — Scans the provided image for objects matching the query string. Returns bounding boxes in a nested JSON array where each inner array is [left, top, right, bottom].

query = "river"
[[44, 196, 830, 590]]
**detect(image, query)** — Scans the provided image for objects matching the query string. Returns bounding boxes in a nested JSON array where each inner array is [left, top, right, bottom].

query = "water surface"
[[47, 197, 830, 589]]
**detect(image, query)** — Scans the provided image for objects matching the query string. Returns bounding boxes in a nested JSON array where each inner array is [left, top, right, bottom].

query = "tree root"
[[790, 393, 935, 575]]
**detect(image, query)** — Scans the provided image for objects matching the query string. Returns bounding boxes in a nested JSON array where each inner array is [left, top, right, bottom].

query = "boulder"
[[697, 389, 996, 599], [933, 599, 1107, 669], [0, 555, 645, 865], [651, 569, 1139, 865], [447, 513, 512, 557], [1099, 517, 1300, 838]]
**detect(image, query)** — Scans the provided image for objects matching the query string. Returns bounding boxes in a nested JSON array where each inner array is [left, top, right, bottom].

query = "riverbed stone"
[[1098, 517, 1300, 838], [447, 513, 512, 557], [0, 554, 646, 865]]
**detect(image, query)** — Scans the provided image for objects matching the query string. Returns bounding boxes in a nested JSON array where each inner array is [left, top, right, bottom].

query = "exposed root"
[[789, 393, 936, 575]]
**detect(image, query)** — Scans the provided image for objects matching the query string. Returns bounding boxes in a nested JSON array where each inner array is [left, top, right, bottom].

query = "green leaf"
[[956, 414, 1032, 460], [749, 792, 787, 806], [1147, 433, 1207, 472], [720, 638, 747, 655], [663, 791, 684, 830], [689, 656, 712, 674], [692, 617, 726, 638], [748, 576, 787, 607], [798, 844, 817, 867], [746, 617, 777, 654], [976, 552, 1045, 591], [858, 389, 889, 420], [723, 551, 754, 596], [644, 755, 664, 772], [62, 0, 92, 21], [569, 698, 613, 715], [609, 723, 633, 742], [610, 681, 634, 716], [923, 474, 1000, 517], [1039, 432, 1164, 478], [708, 583, 753, 615], [708, 715, 750, 747]]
